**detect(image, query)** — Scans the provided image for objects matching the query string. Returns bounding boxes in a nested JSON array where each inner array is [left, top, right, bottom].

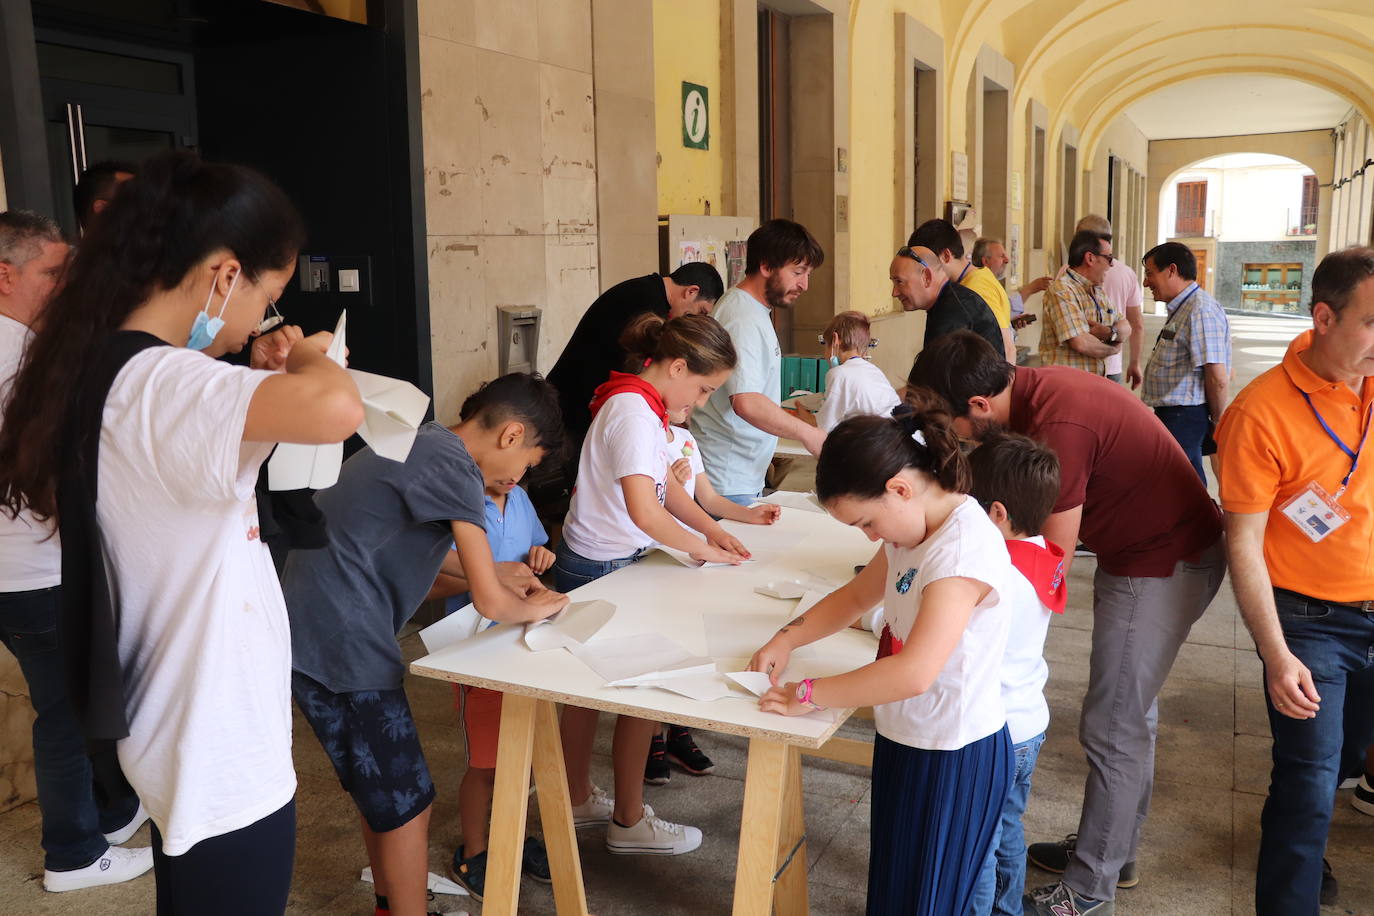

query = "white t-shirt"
[[874, 496, 1012, 751], [98, 348, 293, 856], [564, 392, 669, 561], [0, 316, 61, 591], [816, 357, 901, 432], [1000, 536, 1054, 744]]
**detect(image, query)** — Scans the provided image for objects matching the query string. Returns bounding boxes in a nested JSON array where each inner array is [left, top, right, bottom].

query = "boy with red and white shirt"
[[968, 433, 1067, 916]]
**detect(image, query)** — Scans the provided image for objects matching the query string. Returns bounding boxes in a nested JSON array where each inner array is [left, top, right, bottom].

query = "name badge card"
[[1279, 481, 1351, 543]]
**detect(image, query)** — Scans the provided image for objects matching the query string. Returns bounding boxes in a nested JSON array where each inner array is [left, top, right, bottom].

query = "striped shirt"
[[1039, 268, 1118, 375], [1141, 282, 1231, 408]]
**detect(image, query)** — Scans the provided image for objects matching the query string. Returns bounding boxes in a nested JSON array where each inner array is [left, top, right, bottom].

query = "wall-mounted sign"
[[682, 82, 709, 150], [951, 151, 969, 202], [1010, 170, 1024, 211]]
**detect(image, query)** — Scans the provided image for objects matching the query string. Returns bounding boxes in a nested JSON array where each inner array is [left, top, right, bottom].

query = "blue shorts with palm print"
[[292, 671, 436, 832]]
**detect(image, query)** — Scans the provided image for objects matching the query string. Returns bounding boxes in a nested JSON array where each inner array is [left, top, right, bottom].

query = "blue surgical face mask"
[[828, 355, 840, 367], [187, 269, 240, 351]]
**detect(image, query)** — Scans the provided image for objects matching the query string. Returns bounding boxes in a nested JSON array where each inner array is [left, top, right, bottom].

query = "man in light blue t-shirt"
[[690, 219, 827, 504]]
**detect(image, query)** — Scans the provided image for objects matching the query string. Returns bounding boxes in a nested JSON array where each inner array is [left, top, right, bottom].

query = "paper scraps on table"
[[755, 574, 838, 600], [523, 599, 614, 652], [268, 311, 431, 490], [756, 490, 826, 513], [360, 867, 467, 896], [653, 544, 751, 568]]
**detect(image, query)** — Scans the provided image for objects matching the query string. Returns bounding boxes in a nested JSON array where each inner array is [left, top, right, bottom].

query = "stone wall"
[[1216, 239, 1316, 315]]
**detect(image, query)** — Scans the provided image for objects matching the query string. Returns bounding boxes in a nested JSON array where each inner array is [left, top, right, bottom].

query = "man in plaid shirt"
[[1139, 242, 1232, 484], [1039, 230, 1131, 375]]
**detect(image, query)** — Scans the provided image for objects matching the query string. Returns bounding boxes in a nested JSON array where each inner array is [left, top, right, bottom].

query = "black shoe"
[[1074, 543, 1095, 557], [645, 731, 671, 785], [665, 726, 715, 775], [1026, 834, 1137, 888], [1321, 858, 1338, 906], [451, 844, 486, 902], [1353, 775, 1374, 816], [522, 836, 551, 884]]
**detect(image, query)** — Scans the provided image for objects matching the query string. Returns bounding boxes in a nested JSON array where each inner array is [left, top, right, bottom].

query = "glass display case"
[[1240, 263, 1304, 314]]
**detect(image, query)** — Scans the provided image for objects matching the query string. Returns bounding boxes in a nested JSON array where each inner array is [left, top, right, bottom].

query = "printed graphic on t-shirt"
[[895, 567, 917, 594]]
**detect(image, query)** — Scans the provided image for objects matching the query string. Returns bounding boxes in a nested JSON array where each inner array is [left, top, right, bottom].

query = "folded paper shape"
[[523, 599, 615, 652]]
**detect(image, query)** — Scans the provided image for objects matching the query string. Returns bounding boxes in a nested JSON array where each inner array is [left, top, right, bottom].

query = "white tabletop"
[[410, 508, 880, 747], [774, 437, 812, 458]]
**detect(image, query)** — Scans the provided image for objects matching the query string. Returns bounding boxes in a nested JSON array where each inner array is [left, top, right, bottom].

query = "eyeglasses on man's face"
[[1090, 249, 1115, 265]]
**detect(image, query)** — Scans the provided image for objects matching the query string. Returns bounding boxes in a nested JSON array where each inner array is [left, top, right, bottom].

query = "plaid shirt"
[[1039, 268, 1117, 375], [1142, 283, 1232, 408]]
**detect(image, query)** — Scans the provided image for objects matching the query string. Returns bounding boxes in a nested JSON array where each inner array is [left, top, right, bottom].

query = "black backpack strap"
[[56, 330, 169, 742]]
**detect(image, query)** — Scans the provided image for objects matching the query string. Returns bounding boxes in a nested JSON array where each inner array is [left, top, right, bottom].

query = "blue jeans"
[[552, 541, 646, 592], [969, 731, 1045, 916], [720, 491, 761, 508], [1255, 588, 1374, 916], [1153, 404, 1209, 484], [0, 586, 140, 870]]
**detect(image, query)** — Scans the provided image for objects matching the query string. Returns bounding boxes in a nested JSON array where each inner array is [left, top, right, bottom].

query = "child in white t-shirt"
[[966, 433, 1066, 916], [750, 408, 1014, 916], [814, 310, 900, 432], [555, 312, 748, 858]]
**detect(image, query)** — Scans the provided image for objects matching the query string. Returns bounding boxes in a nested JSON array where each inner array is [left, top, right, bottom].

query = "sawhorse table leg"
[[733, 739, 809, 915]]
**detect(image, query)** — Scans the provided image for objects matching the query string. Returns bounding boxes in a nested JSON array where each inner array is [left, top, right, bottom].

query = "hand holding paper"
[[523, 599, 615, 652]]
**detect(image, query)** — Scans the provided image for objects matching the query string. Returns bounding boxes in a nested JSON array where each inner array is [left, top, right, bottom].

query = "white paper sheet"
[[267, 311, 432, 490], [793, 589, 828, 617], [702, 613, 815, 662], [632, 672, 731, 701], [781, 392, 823, 412], [523, 600, 614, 652], [757, 490, 826, 513], [604, 657, 717, 687], [653, 544, 750, 568], [755, 579, 807, 600], [569, 632, 699, 684], [723, 669, 841, 721], [418, 605, 484, 653]]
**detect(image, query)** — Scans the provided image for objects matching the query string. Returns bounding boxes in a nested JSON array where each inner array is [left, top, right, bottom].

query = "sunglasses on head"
[[896, 247, 929, 268]]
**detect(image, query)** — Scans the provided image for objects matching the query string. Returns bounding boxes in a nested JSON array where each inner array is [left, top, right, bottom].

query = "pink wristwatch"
[[796, 678, 826, 710]]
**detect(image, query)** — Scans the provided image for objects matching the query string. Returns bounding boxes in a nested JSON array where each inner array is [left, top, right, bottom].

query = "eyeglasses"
[[896, 246, 929, 268], [254, 297, 284, 336], [1091, 250, 1116, 265]]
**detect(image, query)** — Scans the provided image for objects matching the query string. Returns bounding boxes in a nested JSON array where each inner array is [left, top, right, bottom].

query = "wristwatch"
[[796, 678, 827, 711]]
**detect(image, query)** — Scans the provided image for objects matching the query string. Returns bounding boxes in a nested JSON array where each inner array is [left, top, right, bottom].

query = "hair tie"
[[643, 357, 652, 369], [911, 428, 926, 447]]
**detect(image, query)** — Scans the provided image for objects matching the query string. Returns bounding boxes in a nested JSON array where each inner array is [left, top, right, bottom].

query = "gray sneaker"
[[1026, 834, 1137, 888], [1023, 881, 1115, 915]]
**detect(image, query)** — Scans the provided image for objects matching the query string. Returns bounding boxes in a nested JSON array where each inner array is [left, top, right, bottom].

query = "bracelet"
[[796, 678, 827, 711]]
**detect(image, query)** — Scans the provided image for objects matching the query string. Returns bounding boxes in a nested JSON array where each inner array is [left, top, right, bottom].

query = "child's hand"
[[524, 587, 569, 620], [748, 638, 792, 685], [670, 457, 693, 486], [747, 504, 782, 525], [759, 682, 808, 717], [690, 543, 743, 566], [707, 529, 751, 560], [496, 561, 538, 597], [527, 545, 555, 575]]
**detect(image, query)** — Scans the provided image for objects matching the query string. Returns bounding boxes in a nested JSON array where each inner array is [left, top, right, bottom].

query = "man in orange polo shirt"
[[1217, 247, 1374, 916]]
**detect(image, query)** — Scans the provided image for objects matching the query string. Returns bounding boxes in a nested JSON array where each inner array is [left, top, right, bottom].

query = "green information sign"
[[681, 81, 709, 150]]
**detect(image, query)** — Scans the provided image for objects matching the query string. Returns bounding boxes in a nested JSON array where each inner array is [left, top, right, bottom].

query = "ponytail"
[[815, 405, 970, 503], [619, 312, 737, 375], [0, 150, 305, 522]]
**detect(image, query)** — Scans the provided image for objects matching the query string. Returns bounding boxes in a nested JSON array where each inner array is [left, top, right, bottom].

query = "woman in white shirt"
[[749, 406, 1015, 916], [815, 310, 900, 432], [0, 152, 363, 915]]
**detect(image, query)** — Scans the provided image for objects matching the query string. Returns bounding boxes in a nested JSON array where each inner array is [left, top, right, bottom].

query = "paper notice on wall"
[[679, 241, 702, 265], [702, 240, 722, 272]]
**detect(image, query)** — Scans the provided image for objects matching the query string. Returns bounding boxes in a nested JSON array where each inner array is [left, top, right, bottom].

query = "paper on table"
[[268, 311, 432, 490], [523, 599, 614, 652], [702, 613, 815, 661], [793, 589, 828, 617], [653, 544, 750, 568], [418, 605, 484, 653], [757, 490, 826, 513], [724, 669, 841, 721], [755, 573, 838, 600], [569, 632, 701, 684], [781, 392, 823, 412], [629, 672, 731, 702], [604, 657, 716, 687]]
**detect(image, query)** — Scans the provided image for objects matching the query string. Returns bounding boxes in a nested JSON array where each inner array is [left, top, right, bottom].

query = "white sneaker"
[[103, 802, 149, 845], [44, 845, 153, 892], [570, 784, 614, 828], [605, 805, 702, 856], [1353, 775, 1374, 816]]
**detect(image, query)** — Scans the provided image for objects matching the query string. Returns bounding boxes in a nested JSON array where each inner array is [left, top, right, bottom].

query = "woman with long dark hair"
[[0, 151, 362, 914]]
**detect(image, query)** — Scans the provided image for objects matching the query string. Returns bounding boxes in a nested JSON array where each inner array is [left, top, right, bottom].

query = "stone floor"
[[2, 311, 1371, 915]]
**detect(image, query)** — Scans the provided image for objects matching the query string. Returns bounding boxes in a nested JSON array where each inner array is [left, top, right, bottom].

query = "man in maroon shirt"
[[908, 330, 1225, 916]]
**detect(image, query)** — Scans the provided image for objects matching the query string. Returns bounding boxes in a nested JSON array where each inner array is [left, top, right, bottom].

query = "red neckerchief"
[[1006, 539, 1068, 614], [877, 624, 904, 659], [588, 371, 668, 430]]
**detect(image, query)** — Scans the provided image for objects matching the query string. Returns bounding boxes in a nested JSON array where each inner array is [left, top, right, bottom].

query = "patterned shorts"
[[291, 671, 436, 832]]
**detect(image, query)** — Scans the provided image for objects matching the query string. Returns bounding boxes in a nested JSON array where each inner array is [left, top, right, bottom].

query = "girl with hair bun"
[[0, 151, 362, 914], [749, 406, 1016, 916], [555, 311, 747, 858]]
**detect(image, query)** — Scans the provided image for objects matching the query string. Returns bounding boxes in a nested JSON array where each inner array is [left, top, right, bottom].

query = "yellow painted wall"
[[653, 0, 724, 216]]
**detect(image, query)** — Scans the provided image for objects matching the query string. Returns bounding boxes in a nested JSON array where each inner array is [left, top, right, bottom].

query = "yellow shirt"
[[961, 265, 1011, 329]]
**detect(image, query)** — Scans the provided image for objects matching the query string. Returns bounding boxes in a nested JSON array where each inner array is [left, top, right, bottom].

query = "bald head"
[[891, 245, 945, 312]]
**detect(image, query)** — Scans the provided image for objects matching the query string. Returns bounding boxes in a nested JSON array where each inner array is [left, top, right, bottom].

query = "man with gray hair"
[[971, 236, 1051, 323], [0, 211, 153, 892]]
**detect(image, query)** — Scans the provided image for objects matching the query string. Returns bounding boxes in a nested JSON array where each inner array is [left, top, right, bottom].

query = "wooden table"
[[410, 510, 879, 915]]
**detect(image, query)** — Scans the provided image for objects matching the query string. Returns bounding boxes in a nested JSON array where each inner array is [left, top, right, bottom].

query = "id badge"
[[1279, 481, 1351, 543]]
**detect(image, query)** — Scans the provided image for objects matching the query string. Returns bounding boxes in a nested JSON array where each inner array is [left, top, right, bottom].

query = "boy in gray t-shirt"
[[283, 373, 568, 916]]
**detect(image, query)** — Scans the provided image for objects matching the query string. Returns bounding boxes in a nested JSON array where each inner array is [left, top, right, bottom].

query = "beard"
[[967, 416, 1006, 442], [763, 272, 796, 309]]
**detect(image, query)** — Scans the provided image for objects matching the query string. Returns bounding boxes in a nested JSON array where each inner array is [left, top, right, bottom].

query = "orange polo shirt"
[[1216, 329, 1374, 601]]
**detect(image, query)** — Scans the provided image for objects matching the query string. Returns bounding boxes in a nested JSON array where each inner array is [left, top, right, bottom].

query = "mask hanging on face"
[[187, 269, 240, 351], [828, 354, 840, 368]]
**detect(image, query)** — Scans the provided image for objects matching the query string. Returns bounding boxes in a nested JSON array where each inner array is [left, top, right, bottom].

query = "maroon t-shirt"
[[1009, 366, 1221, 577]]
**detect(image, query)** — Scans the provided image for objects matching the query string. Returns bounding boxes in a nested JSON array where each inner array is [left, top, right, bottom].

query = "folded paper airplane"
[[267, 311, 431, 490]]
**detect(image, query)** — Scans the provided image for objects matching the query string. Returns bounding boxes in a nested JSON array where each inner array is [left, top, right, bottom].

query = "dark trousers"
[[0, 586, 139, 871], [152, 798, 296, 915], [1256, 589, 1374, 916], [1154, 403, 1210, 484]]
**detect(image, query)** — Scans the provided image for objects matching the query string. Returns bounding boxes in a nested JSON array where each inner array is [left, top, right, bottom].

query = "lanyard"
[[1149, 284, 1200, 358], [957, 261, 971, 284], [1165, 284, 1199, 321], [1299, 390, 1373, 495]]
